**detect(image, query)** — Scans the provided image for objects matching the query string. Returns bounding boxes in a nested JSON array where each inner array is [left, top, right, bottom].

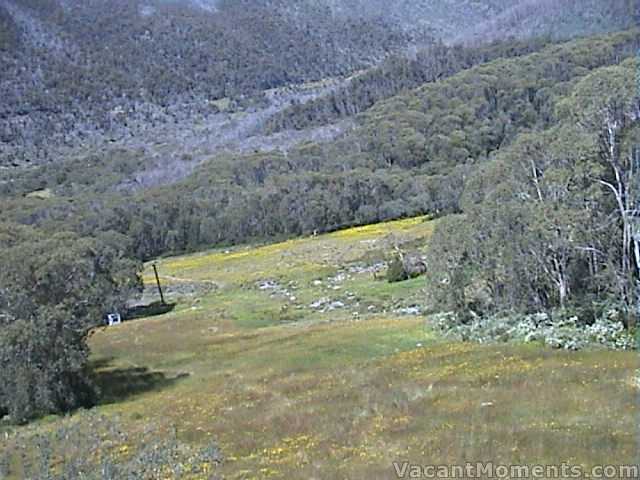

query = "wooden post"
[[152, 263, 166, 305], [633, 145, 640, 332]]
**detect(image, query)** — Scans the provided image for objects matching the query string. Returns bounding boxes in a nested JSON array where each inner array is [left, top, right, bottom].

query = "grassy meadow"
[[1, 217, 638, 479]]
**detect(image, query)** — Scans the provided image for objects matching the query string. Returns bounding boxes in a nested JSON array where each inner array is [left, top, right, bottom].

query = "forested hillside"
[[0, 0, 634, 167], [426, 56, 640, 333], [457, 0, 639, 43], [2, 30, 638, 260], [0, 0, 425, 165], [264, 38, 553, 134], [324, 0, 636, 42]]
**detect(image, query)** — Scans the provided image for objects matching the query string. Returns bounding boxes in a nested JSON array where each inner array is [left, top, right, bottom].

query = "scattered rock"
[[310, 298, 330, 309], [348, 262, 387, 275], [328, 272, 348, 284], [327, 301, 345, 310], [258, 280, 279, 290], [257, 279, 298, 303], [396, 306, 422, 316]]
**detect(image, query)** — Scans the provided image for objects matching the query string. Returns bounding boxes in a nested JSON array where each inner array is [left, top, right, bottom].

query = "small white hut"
[[106, 312, 122, 326]]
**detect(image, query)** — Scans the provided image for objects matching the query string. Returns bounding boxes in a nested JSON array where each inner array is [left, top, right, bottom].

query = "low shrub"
[[386, 251, 427, 283], [386, 255, 409, 283], [430, 309, 636, 351]]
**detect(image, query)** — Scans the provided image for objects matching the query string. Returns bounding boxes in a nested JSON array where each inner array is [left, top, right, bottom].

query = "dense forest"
[[264, 37, 554, 134], [0, 0, 429, 165], [2, 30, 638, 259], [427, 57, 640, 324], [0, 0, 635, 166], [0, 0, 426, 165]]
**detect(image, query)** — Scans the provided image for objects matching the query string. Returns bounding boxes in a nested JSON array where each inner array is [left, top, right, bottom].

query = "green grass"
[[2, 216, 638, 479]]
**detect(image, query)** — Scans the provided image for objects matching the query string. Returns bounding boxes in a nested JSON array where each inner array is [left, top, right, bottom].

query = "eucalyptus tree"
[[0, 224, 142, 423]]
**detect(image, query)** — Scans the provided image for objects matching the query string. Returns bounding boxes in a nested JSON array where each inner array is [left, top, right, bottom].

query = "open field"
[[1, 217, 638, 479]]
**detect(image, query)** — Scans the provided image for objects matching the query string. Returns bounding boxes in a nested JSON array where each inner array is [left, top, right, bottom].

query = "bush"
[[386, 255, 408, 283], [430, 309, 636, 351], [0, 225, 142, 423], [386, 251, 427, 283], [0, 316, 96, 424]]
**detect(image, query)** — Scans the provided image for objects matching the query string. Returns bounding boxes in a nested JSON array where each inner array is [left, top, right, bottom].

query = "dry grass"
[[2, 216, 637, 479]]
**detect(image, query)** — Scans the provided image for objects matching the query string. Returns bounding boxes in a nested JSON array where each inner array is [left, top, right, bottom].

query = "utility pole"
[[633, 145, 640, 332], [635, 49, 640, 340], [152, 263, 166, 305]]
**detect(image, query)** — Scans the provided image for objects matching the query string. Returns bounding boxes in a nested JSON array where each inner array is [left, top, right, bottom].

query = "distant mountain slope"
[[458, 0, 639, 43], [266, 0, 637, 136], [264, 37, 553, 135], [0, 0, 635, 167], [2, 30, 638, 260], [0, 0, 425, 166], [321, 0, 636, 41]]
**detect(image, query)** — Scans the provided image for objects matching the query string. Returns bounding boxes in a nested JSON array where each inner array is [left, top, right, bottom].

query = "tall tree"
[[0, 224, 142, 423]]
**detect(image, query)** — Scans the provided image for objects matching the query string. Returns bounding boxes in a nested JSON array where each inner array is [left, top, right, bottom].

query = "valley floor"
[[2, 217, 638, 479]]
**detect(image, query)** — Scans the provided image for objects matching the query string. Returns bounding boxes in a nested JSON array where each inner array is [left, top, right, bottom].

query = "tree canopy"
[[0, 225, 142, 423]]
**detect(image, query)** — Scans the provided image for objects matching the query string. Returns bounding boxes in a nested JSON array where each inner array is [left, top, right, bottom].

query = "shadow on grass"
[[126, 301, 176, 321], [91, 358, 189, 405]]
